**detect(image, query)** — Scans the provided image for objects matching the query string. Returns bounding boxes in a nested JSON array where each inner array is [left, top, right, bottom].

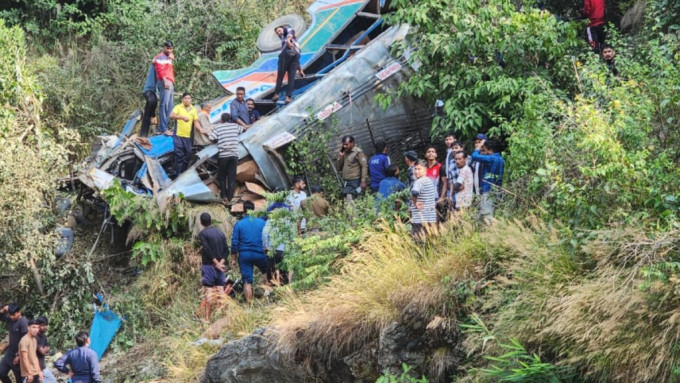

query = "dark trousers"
[[275, 50, 300, 98], [217, 156, 238, 200], [587, 24, 605, 53], [0, 355, 21, 383], [22, 375, 42, 383], [173, 136, 193, 176], [140, 90, 157, 137]]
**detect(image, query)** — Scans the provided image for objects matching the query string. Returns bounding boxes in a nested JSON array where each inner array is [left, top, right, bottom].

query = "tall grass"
[[272, 219, 485, 365]]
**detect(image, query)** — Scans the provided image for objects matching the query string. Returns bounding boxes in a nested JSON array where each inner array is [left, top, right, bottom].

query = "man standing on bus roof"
[[154, 41, 175, 135]]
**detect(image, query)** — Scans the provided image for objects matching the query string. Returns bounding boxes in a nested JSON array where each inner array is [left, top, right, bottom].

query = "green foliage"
[[463, 315, 573, 382], [286, 118, 342, 201], [376, 364, 429, 383], [646, 0, 680, 34], [0, 19, 92, 349], [102, 180, 189, 267], [479, 338, 567, 383], [388, 0, 581, 136], [102, 180, 188, 239]]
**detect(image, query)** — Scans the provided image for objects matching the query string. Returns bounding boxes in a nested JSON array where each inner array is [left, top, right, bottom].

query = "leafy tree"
[[387, 0, 581, 136], [0, 19, 91, 347]]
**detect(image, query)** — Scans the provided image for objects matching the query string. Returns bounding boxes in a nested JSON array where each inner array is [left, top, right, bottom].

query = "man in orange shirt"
[[18, 319, 42, 383]]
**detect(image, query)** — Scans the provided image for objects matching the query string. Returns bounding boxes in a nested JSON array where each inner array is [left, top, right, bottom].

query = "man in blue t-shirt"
[[230, 201, 268, 302], [377, 164, 406, 200], [369, 141, 391, 193]]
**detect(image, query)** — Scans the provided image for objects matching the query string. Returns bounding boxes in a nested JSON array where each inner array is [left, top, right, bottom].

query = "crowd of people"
[[195, 131, 506, 315], [0, 305, 101, 383], [0, 4, 626, 378], [138, 23, 301, 201]]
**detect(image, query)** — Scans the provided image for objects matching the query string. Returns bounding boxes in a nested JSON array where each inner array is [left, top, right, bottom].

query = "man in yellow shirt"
[[170, 92, 201, 176]]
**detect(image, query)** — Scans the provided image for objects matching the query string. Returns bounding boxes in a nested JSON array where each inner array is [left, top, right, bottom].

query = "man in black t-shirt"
[[198, 213, 230, 320], [0, 303, 28, 383], [35, 316, 56, 383]]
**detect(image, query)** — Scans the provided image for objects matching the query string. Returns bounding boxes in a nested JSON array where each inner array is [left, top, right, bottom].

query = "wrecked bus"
[[78, 0, 432, 206]]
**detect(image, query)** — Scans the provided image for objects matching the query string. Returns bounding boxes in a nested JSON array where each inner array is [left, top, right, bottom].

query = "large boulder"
[[204, 312, 464, 383], [203, 328, 308, 383]]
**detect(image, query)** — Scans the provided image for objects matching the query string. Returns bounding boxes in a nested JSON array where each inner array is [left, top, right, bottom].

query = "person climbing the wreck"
[[272, 25, 304, 104], [210, 113, 251, 204], [140, 62, 158, 137], [170, 92, 200, 176], [154, 41, 175, 134]]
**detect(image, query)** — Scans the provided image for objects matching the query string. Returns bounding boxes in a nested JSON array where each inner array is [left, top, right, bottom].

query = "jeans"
[[42, 368, 57, 383], [173, 136, 193, 176], [217, 156, 238, 200], [275, 50, 300, 98], [478, 192, 495, 224], [140, 90, 157, 137], [157, 81, 174, 133], [0, 355, 21, 383]]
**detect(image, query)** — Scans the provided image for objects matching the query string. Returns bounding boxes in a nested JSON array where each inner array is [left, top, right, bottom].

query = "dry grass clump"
[[271, 219, 485, 364], [187, 205, 236, 241], [487, 225, 680, 382]]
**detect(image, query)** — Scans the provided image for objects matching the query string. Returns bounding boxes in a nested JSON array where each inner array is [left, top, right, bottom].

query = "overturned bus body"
[[79, 0, 432, 205]]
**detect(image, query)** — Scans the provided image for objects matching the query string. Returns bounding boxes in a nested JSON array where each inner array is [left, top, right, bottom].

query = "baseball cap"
[[476, 133, 488, 140], [403, 150, 418, 162]]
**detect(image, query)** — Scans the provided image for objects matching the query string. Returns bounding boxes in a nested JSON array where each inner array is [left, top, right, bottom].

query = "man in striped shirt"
[[209, 113, 250, 203], [411, 159, 437, 241]]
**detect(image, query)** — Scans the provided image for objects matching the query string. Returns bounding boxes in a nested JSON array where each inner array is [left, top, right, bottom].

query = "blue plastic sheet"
[[89, 304, 122, 360], [136, 135, 174, 158]]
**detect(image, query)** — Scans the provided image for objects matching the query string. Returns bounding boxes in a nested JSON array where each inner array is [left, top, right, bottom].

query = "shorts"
[[201, 265, 226, 287], [238, 251, 269, 284]]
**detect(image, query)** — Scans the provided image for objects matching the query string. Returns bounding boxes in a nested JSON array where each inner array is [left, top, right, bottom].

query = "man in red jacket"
[[583, 0, 606, 53], [154, 41, 175, 134]]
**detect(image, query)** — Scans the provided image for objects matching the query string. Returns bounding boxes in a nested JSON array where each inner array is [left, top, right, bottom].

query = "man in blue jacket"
[[231, 201, 268, 303], [54, 331, 101, 383], [368, 141, 391, 194], [470, 138, 505, 224]]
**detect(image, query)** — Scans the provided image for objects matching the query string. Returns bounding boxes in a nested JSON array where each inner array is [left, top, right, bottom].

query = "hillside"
[[1, 0, 680, 382]]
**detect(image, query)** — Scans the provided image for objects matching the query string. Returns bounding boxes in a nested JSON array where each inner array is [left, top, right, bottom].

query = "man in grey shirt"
[[209, 113, 250, 203]]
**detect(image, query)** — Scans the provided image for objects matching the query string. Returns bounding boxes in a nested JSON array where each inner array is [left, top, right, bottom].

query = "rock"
[[204, 312, 464, 383], [379, 322, 427, 375], [203, 328, 309, 383]]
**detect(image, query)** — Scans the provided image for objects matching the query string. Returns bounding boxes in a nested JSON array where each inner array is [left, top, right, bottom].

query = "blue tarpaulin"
[[89, 295, 122, 360], [136, 135, 174, 158]]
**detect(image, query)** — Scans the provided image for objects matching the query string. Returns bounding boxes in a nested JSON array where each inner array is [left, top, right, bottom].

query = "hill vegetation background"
[[1, 0, 680, 381]]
